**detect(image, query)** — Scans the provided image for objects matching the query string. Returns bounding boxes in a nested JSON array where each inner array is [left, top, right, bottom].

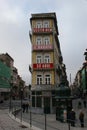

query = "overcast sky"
[[0, 0, 87, 85]]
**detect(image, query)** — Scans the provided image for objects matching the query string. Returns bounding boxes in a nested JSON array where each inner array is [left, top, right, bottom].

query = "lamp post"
[[29, 64, 32, 128], [29, 84, 32, 128], [20, 88, 23, 122], [44, 100, 47, 130], [55, 76, 73, 122]]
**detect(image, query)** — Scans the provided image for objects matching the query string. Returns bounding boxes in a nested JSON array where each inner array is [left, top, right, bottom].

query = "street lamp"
[[29, 84, 32, 128], [55, 76, 73, 122], [20, 88, 23, 122], [29, 64, 32, 128]]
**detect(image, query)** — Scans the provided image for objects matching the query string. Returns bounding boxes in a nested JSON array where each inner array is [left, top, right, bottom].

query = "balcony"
[[32, 44, 53, 51], [33, 63, 54, 70], [32, 28, 52, 34], [31, 84, 55, 91]]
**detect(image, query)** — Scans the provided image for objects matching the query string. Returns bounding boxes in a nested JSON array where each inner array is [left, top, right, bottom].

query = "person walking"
[[79, 110, 84, 127], [83, 100, 86, 108], [78, 101, 82, 109], [25, 102, 29, 113], [70, 109, 76, 127], [22, 103, 25, 113]]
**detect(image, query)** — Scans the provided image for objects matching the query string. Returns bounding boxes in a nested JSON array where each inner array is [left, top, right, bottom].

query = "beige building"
[[29, 12, 66, 113]]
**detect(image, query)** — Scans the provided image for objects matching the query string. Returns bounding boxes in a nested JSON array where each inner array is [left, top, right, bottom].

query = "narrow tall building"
[[29, 12, 67, 113]]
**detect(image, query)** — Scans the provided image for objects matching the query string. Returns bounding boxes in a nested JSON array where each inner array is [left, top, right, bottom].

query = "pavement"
[[0, 109, 41, 130], [0, 109, 87, 130], [0, 98, 87, 130]]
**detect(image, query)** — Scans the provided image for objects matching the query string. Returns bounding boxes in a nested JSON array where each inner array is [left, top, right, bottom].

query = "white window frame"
[[44, 55, 50, 63], [43, 20, 49, 28], [36, 21, 42, 28], [44, 36, 50, 45], [37, 74, 43, 85], [45, 74, 51, 85], [36, 55, 42, 63], [36, 36, 42, 45]]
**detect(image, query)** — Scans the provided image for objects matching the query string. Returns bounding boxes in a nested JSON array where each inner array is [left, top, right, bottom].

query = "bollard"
[[68, 123, 70, 130], [15, 106, 16, 119], [30, 110, 32, 128], [45, 113, 47, 130]]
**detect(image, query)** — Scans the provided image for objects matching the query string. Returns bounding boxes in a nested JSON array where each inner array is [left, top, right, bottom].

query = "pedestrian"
[[79, 110, 84, 127], [78, 101, 82, 109], [70, 109, 76, 127], [83, 100, 86, 108], [22, 103, 25, 113], [67, 110, 71, 124], [25, 102, 29, 113]]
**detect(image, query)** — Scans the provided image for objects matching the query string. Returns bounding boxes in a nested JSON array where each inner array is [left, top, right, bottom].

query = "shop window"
[[52, 97, 56, 107], [36, 91, 42, 95], [36, 97, 42, 107], [32, 96, 35, 107], [32, 91, 35, 95]]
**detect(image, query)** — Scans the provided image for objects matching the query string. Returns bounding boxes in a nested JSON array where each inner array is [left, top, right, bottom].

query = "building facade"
[[0, 60, 11, 101], [73, 49, 87, 97], [0, 53, 25, 101], [29, 12, 67, 113]]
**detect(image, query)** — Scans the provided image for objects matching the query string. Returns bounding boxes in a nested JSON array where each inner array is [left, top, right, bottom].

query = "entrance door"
[[44, 97, 50, 114]]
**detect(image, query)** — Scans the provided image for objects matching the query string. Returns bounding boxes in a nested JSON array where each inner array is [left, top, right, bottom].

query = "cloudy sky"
[[0, 0, 87, 85]]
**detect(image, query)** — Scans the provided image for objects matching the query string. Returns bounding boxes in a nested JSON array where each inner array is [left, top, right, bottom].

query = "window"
[[36, 36, 42, 45], [37, 75, 42, 85], [36, 91, 42, 95], [44, 36, 50, 45], [44, 55, 50, 63], [37, 55, 42, 63], [36, 97, 42, 107], [36, 21, 42, 28], [52, 97, 56, 107], [45, 74, 50, 84], [32, 96, 35, 107], [43, 21, 49, 28]]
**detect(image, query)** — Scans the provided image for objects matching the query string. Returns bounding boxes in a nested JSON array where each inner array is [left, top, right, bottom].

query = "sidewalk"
[[0, 109, 87, 130], [0, 109, 28, 130], [0, 98, 87, 130], [0, 109, 41, 130]]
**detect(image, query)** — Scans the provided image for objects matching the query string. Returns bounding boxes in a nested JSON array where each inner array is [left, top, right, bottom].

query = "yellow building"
[[29, 12, 66, 113]]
